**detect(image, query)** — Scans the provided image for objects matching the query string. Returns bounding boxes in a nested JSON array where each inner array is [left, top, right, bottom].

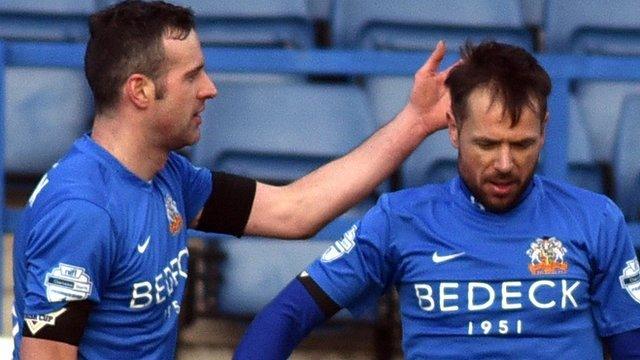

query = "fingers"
[[437, 59, 462, 81], [420, 40, 446, 75]]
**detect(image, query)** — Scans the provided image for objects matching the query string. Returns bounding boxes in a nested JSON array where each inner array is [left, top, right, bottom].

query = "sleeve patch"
[[620, 258, 640, 304], [24, 308, 67, 335], [321, 224, 358, 263], [45, 263, 93, 302]]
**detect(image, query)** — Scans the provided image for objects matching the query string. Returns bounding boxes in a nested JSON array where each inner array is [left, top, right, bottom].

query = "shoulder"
[[376, 181, 452, 215], [28, 150, 112, 216], [165, 151, 202, 174], [536, 175, 623, 222]]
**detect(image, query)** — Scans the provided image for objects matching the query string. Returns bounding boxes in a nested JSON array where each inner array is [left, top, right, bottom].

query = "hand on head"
[[407, 41, 460, 134]]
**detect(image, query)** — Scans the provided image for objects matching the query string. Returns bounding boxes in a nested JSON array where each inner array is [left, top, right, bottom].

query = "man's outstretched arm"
[[234, 275, 340, 359], [241, 42, 455, 239]]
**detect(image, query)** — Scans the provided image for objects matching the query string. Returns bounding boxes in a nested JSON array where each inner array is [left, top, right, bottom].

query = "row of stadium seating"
[[5, 53, 640, 221], [3, 0, 640, 54]]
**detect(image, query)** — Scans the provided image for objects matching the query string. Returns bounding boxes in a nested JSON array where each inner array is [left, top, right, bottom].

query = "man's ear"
[[124, 74, 156, 109], [447, 111, 460, 149], [540, 111, 549, 145]]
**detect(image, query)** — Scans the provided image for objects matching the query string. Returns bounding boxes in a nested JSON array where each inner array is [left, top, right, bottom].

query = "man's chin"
[[481, 193, 522, 213]]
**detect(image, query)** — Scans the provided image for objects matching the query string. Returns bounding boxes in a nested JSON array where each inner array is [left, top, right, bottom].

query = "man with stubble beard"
[[235, 42, 640, 359]]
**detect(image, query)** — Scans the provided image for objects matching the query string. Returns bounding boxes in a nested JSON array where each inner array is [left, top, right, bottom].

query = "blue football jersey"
[[13, 135, 212, 359], [308, 176, 640, 359]]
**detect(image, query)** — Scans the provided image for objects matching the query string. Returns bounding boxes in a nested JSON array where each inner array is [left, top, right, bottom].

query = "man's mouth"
[[487, 180, 518, 197]]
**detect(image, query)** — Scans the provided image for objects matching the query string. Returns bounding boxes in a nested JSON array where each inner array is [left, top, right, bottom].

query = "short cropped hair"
[[85, 0, 195, 114], [445, 41, 551, 127]]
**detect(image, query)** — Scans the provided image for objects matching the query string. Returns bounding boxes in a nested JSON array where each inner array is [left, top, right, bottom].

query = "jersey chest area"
[[105, 181, 190, 319], [392, 216, 595, 338]]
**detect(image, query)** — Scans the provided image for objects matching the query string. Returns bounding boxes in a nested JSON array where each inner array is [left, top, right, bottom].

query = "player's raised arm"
[[239, 42, 455, 239]]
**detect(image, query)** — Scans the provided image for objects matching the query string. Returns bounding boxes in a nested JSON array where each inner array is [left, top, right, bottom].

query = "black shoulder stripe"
[[297, 273, 341, 317], [196, 171, 256, 237], [22, 300, 93, 346]]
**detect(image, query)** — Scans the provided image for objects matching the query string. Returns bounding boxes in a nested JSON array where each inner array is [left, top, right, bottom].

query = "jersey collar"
[[454, 175, 538, 216], [74, 133, 153, 189]]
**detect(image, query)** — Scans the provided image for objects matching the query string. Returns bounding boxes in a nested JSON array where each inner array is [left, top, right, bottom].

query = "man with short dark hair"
[[235, 42, 640, 359], [12, 1, 454, 359]]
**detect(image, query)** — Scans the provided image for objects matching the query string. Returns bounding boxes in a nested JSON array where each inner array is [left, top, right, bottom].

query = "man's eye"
[[477, 142, 495, 150]]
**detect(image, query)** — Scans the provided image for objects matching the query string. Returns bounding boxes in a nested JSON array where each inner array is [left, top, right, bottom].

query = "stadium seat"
[[204, 213, 374, 321], [0, 0, 100, 41], [520, 0, 545, 29], [5, 67, 92, 176], [192, 81, 378, 185], [143, 0, 316, 48], [566, 98, 607, 194], [331, 0, 534, 51], [364, 76, 458, 188], [612, 95, 640, 221], [214, 237, 335, 316], [572, 81, 640, 162], [545, 0, 640, 54]]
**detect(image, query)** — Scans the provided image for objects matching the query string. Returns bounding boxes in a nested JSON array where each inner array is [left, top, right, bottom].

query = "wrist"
[[399, 104, 438, 137]]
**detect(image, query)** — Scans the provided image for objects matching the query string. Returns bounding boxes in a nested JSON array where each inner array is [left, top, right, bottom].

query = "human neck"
[[91, 112, 168, 181]]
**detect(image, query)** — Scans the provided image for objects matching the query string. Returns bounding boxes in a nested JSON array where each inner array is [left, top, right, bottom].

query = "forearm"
[[244, 106, 435, 239], [234, 277, 333, 359], [243, 42, 453, 239], [285, 105, 433, 232], [21, 338, 78, 360]]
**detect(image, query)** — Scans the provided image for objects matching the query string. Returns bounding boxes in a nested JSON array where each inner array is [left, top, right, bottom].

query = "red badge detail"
[[165, 194, 183, 235], [526, 237, 569, 275]]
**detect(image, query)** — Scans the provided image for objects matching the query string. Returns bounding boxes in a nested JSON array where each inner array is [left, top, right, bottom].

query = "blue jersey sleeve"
[[23, 200, 113, 315], [591, 200, 640, 336], [307, 196, 395, 318], [169, 152, 212, 224]]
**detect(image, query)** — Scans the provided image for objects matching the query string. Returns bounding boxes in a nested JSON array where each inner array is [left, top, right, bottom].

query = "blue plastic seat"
[[572, 81, 640, 162], [566, 97, 606, 194], [209, 212, 375, 321], [331, 0, 533, 51], [613, 95, 640, 221], [365, 75, 458, 187], [545, 0, 640, 54], [0, 0, 99, 41], [5, 67, 92, 175], [214, 237, 333, 316], [144, 0, 315, 48], [192, 81, 378, 185]]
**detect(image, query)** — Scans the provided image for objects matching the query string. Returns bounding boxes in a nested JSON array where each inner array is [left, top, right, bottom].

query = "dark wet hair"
[[445, 41, 551, 127], [85, 0, 195, 114]]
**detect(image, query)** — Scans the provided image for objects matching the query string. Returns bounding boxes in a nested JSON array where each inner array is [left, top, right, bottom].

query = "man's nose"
[[494, 146, 514, 173]]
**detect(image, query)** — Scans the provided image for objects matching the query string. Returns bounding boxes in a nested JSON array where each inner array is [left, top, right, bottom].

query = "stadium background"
[[2, 0, 640, 358]]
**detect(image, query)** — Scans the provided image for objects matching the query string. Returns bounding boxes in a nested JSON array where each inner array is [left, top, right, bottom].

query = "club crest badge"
[[620, 258, 640, 304], [165, 194, 183, 235], [526, 236, 569, 275], [321, 224, 357, 263]]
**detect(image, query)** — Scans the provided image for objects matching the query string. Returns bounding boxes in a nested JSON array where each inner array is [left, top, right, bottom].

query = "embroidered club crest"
[[526, 236, 569, 275], [619, 258, 640, 304], [165, 194, 183, 235]]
